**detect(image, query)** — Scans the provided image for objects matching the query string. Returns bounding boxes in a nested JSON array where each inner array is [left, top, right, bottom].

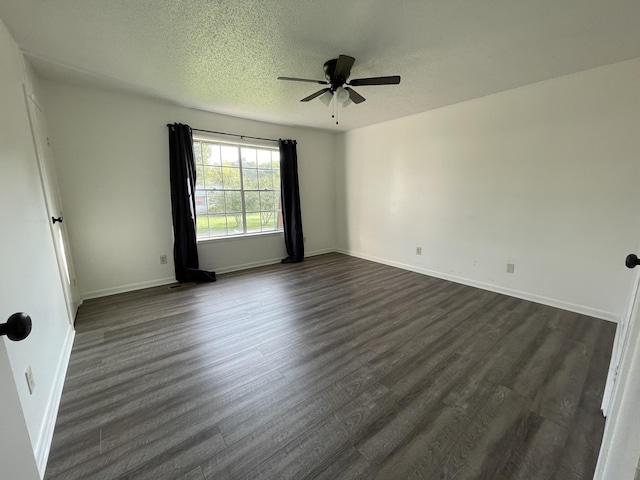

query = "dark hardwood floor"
[[45, 253, 616, 480]]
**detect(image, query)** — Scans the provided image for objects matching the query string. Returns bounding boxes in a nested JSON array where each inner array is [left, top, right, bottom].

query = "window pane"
[[194, 165, 205, 189], [245, 191, 259, 212], [203, 166, 223, 188], [194, 192, 207, 215], [242, 148, 257, 168], [271, 170, 280, 189], [207, 191, 225, 214], [257, 149, 271, 168], [209, 215, 227, 237], [274, 190, 282, 211], [226, 214, 243, 235], [225, 191, 242, 213], [260, 191, 276, 211], [271, 151, 280, 170], [203, 143, 221, 165], [196, 215, 209, 238], [221, 145, 239, 167], [258, 169, 273, 190], [193, 142, 203, 164], [223, 166, 241, 189], [246, 212, 261, 233], [243, 168, 258, 190], [260, 210, 276, 231]]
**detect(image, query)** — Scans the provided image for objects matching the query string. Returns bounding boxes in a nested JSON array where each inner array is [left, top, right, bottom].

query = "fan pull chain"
[[330, 93, 338, 124]]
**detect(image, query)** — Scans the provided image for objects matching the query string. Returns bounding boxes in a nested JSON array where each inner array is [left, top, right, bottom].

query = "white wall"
[[0, 344, 40, 480], [0, 16, 74, 478], [41, 81, 336, 298], [336, 58, 640, 321]]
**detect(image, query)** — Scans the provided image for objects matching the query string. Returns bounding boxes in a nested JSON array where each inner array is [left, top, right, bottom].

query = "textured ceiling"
[[1, 0, 639, 131]]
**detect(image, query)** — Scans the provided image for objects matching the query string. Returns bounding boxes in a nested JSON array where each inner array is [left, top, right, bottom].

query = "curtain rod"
[[167, 124, 279, 143]]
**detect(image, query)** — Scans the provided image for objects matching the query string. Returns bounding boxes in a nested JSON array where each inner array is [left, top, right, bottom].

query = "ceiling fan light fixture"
[[335, 87, 351, 106], [319, 90, 333, 106]]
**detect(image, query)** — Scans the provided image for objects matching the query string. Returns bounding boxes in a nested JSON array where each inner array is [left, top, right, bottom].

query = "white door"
[[593, 251, 640, 479], [24, 89, 79, 324], [601, 250, 640, 416]]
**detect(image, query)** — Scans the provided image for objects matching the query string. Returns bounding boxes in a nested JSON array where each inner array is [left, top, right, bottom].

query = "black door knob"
[[52, 216, 63, 224], [626, 254, 640, 269], [0, 313, 32, 341]]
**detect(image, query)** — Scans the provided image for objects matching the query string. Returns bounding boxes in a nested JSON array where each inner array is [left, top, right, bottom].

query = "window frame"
[[192, 135, 283, 241]]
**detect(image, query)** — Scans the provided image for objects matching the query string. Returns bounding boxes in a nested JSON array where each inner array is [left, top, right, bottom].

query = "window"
[[192, 138, 283, 239]]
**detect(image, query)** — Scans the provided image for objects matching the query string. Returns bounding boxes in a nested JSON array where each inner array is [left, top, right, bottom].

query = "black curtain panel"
[[279, 139, 304, 263], [168, 123, 216, 283]]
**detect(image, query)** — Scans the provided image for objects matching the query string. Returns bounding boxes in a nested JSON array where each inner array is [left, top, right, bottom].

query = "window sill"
[[197, 230, 284, 244]]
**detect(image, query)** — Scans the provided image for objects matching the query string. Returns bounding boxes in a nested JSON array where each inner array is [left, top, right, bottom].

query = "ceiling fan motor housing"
[[324, 59, 345, 90]]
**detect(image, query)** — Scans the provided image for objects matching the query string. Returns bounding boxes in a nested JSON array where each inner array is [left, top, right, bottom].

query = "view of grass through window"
[[193, 139, 283, 239]]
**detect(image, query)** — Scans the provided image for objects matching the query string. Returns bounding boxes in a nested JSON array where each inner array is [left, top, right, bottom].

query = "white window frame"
[[193, 135, 283, 240]]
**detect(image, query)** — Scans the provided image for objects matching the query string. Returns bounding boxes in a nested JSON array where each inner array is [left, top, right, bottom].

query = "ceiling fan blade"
[[349, 75, 401, 86], [334, 55, 356, 80], [300, 88, 331, 102], [278, 76, 329, 85], [345, 87, 366, 104]]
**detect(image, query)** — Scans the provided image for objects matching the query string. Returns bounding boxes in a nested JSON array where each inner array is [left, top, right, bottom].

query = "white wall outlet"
[[303, 236, 307, 243], [507, 263, 515, 273], [160, 255, 168, 265], [416, 247, 422, 255], [25, 366, 35, 394]]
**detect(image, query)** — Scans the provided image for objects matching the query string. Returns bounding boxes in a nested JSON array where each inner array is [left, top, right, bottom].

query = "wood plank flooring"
[[45, 253, 616, 480]]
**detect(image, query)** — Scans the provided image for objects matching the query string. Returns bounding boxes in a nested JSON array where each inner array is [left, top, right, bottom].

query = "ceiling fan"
[[278, 54, 401, 107]]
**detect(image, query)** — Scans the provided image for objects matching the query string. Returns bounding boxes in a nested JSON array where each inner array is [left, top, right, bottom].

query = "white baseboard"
[[214, 248, 337, 275], [306, 248, 337, 257], [81, 249, 337, 299], [214, 257, 284, 275], [82, 276, 176, 300], [72, 298, 83, 317], [336, 248, 619, 323], [81, 249, 618, 323], [35, 326, 75, 476]]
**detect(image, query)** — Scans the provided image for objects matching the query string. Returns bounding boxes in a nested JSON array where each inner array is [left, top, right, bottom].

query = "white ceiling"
[[1, 0, 639, 131]]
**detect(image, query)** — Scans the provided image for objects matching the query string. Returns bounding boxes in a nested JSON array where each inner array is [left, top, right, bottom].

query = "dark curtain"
[[168, 123, 216, 283], [279, 139, 304, 263]]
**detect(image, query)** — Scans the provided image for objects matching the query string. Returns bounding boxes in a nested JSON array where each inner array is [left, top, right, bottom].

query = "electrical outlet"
[[160, 255, 168, 265], [416, 247, 422, 255], [507, 263, 515, 273], [25, 366, 35, 394], [303, 237, 307, 243]]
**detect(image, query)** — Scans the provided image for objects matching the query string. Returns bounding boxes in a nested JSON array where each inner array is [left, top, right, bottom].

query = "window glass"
[[194, 139, 283, 239]]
